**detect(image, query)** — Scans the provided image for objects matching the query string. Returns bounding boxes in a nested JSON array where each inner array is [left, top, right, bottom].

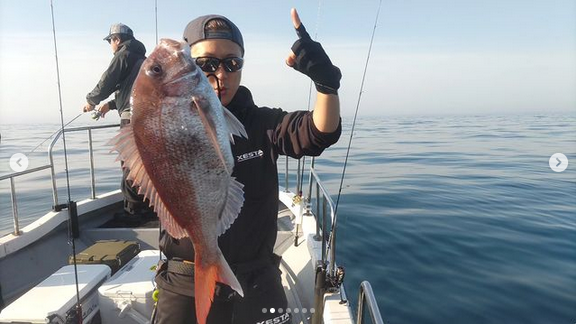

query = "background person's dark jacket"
[[86, 38, 146, 115]]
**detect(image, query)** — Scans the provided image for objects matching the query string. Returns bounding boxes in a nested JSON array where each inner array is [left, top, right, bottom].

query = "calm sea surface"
[[1, 115, 575, 324]]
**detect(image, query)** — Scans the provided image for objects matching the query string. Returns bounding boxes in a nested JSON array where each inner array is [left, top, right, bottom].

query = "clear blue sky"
[[1, 0, 575, 124]]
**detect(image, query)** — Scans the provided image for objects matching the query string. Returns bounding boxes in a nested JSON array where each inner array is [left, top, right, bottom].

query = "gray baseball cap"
[[103, 23, 134, 41], [183, 15, 244, 54]]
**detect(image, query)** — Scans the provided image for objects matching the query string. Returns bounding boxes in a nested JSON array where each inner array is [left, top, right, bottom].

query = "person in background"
[[153, 9, 342, 324], [82, 23, 150, 218]]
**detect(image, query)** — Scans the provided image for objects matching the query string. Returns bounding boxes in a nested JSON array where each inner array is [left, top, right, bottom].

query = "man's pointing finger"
[[291, 8, 311, 40], [291, 8, 301, 29]]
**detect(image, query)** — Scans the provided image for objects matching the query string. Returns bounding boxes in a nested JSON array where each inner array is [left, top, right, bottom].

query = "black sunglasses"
[[194, 57, 244, 73]]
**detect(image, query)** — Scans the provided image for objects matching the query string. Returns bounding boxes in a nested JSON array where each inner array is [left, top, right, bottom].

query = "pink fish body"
[[110, 38, 246, 324]]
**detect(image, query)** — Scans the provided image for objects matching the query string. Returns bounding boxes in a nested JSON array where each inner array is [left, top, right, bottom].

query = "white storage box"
[[0, 264, 110, 324], [98, 250, 160, 324]]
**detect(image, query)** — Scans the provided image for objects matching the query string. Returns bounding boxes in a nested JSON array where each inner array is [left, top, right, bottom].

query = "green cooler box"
[[69, 239, 140, 274]]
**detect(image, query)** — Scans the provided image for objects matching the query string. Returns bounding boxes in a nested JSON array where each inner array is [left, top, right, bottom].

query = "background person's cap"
[[183, 15, 244, 54], [103, 23, 134, 41]]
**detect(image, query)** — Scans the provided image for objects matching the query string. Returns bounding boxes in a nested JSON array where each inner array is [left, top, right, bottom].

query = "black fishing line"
[[49, 0, 82, 321], [207, 73, 223, 101], [328, 0, 383, 275], [334, 0, 382, 217]]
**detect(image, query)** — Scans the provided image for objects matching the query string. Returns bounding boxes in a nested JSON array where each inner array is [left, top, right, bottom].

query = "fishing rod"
[[334, 0, 382, 223], [325, 0, 383, 299], [49, 1, 83, 323], [29, 113, 83, 153], [154, 0, 159, 44]]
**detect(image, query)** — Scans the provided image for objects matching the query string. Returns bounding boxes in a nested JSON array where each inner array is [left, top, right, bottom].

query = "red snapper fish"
[[109, 38, 246, 324]]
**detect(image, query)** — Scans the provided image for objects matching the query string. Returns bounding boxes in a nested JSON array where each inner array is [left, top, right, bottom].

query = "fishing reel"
[[91, 110, 102, 120], [326, 265, 346, 292], [312, 263, 348, 321]]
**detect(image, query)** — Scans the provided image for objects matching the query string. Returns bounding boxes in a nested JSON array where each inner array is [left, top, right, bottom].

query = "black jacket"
[[86, 38, 146, 115], [159, 86, 341, 271]]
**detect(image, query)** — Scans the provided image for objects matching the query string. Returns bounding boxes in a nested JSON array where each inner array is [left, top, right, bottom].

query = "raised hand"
[[285, 8, 341, 95]]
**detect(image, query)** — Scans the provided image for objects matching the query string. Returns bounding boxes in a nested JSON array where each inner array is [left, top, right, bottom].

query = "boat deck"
[[0, 193, 323, 324]]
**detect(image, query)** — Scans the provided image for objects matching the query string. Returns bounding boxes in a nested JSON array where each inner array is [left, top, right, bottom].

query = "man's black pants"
[[153, 261, 292, 324], [120, 118, 149, 214]]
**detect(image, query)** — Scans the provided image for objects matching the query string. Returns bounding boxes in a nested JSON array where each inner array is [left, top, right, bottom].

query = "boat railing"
[[307, 166, 337, 272], [283, 156, 336, 271], [283, 156, 385, 324], [357, 281, 384, 324], [283, 157, 335, 264], [0, 123, 120, 236]]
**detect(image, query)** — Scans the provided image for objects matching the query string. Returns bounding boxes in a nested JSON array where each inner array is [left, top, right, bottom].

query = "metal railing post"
[[356, 281, 384, 324], [88, 128, 96, 199], [322, 196, 327, 262], [284, 156, 289, 192], [49, 150, 59, 208], [314, 183, 321, 241], [305, 157, 315, 206], [10, 178, 20, 236], [296, 158, 301, 194]]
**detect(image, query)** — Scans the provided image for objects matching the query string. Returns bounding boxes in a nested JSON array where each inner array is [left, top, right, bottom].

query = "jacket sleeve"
[[107, 100, 117, 110], [86, 53, 127, 106], [268, 109, 342, 159]]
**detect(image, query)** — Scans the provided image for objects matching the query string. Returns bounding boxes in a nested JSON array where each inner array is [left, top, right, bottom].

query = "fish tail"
[[194, 250, 244, 324], [215, 250, 244, 297]]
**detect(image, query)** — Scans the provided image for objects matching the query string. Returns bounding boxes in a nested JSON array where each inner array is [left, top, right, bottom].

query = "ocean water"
[[1, 115, 575, 324]]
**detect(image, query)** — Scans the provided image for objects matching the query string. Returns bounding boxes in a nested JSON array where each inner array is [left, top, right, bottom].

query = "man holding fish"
[[111, 8, 341, 324]]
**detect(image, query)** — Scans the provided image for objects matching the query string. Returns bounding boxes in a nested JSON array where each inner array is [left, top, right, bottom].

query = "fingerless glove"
[[291, 24, 342, 95]]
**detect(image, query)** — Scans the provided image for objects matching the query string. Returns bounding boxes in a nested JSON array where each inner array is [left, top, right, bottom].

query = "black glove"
[[291, 23, 341, 95]]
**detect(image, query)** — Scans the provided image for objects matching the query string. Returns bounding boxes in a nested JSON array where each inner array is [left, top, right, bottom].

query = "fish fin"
[[217, 177, 245, 236], [194, 249, 244, 324], [192, 96, 230, 172], [222, 106, 248, 144], [108, 125, 189, 239], [215, 250, 244, 297], [194, 262, 215, 324]]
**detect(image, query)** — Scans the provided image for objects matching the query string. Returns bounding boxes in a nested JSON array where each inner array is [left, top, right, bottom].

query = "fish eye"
[[147, 64, 163, 77]]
